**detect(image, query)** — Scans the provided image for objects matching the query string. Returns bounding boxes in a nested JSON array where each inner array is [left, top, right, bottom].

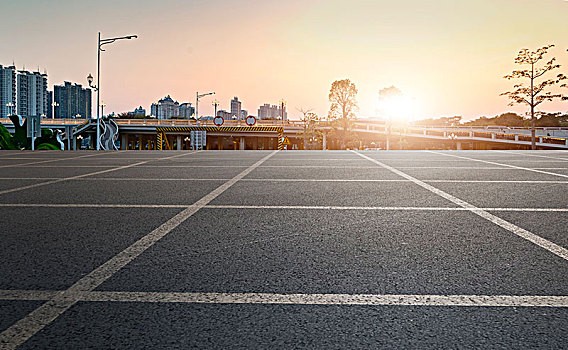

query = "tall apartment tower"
[[0, 64, 17, 117], [230, 96, 242, 120], [17, 70, 48, 117], [53, 82, 92, 118]]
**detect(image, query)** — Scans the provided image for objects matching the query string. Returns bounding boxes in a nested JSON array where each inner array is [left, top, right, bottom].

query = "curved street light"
[[88, 32, 138, 150]]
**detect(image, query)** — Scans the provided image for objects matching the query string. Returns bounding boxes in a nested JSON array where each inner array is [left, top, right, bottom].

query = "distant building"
[[53, 82, 91, 118], [151, 95, 180, 119], [46, 91, 53, 118], [0, 64, 16, 117], [17, 70, 48, 117], [231, 96, 242, 120], [257, 103, 287, 120], [179, 102, 195, 119], [216, 109, 234, 119], [241, 109, 248, 119], [128, 106, 146, 117]]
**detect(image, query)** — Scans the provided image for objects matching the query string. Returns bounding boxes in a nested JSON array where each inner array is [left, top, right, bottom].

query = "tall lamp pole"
[[212, 99, 219, 118], [87, 32, 137, 150], [195, 91, 215, 126], [279, 98, 286, 126], [51, 102, 59, 119], [6, 102, 14, 116]]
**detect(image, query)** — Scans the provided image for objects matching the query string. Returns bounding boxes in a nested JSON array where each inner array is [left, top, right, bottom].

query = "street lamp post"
[[51, 102, 59, 119], [88, 32, 137, 150], [279, 98, 286, 128], [212, 99, 219, 118], [6, 102, 14, 116], [195, 91, 215, 126]]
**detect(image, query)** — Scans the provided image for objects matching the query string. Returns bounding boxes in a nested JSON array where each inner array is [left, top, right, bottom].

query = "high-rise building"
[[53, 82, 91, 118], [17, 70, 48, 117], [257, 103, 287, 120], [241, 109, 248, 119], [151, 95, 179, 119], [230, 96, 242, 120], [46, 90, 53, 118], [0, 64, 16, 118], [179, 102, 195, 119]]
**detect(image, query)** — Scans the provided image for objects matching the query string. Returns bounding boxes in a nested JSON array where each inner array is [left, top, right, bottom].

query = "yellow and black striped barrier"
[[156, 126, 284, 150]]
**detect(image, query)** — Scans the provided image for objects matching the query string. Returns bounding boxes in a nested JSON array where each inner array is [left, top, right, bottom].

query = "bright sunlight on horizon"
[[1, 0, 567, 121]]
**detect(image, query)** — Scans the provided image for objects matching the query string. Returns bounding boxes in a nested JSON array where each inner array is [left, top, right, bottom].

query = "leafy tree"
[[297, 107, 322, 150], [328, 79, 359, 149], [500, 45, 567, 149]]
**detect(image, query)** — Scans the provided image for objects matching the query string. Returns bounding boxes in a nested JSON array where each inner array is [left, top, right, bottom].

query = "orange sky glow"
[[1, 0, 567, 121]]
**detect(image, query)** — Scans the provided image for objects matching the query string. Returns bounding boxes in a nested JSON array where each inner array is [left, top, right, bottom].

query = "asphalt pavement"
[[0, 149, 567, 349]]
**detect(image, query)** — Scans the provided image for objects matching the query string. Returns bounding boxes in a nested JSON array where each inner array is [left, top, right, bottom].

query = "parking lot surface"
[[1, 150, 567, 349]]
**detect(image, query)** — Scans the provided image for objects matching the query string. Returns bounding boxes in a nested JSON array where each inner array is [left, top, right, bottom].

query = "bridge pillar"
[[491, 133, 496, 139], [121, 134, 128, 150], [515, 135, 519, 141], [176, 135, 182, 150], [322, 132, 327, 150], [239, 137, 245, 150], [539, 137, 543, 143], [456, 141, 462, 150]]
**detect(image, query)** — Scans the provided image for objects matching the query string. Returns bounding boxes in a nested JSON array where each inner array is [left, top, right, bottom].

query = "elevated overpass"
[[1, 118, 567, 150]]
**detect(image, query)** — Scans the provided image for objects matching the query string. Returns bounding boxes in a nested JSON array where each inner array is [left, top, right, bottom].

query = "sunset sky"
[[1, 0, 567, 121]]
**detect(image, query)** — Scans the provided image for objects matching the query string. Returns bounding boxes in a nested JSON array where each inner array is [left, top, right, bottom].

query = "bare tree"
[[297, 107, 322, 150], [501, 45, 567, 149], [328, 79, 358, 149]]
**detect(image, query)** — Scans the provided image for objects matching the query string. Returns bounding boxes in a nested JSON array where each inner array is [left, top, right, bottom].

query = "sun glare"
[[376, 95, 417, 124]]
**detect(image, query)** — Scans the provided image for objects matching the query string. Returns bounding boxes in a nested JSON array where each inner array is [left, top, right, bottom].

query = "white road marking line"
[[0, 151, 125, 168], [0, 151, 278, 349], [2, 177, 568, 184], [495, 150, 568, 162], [429, 151, 568, 179], [353, 151, 568, 261], [0, 203, 567, 212], [0, 289, 567, 308], [17, 164, 566, 170], [0, 152, 199, 196]]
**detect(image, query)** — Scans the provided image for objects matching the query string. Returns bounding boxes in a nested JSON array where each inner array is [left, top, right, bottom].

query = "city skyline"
[[1, 0, 568, 121]]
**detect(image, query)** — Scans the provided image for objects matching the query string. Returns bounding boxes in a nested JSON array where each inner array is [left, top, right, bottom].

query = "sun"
[[376, 95, 416, 124]]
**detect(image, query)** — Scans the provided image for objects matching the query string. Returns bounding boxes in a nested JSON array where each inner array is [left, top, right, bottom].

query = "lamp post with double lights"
[[87, 32, 138, 150], [195, 91, 215, 126], [51, 102, 59, 119], [6, 102, 14, 116], [279, 98, 286, 126], [212, 99, 219, 118]]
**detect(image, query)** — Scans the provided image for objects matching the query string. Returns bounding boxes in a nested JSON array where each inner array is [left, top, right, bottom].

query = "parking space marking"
[[0, 152, 199, 196], [495, 150, 568, 162], [0, 203, 567, 212], [429, 151, 568, 179], [354, 151, 568, 261], [0, 151, 278, 349], [2, 177, 568, 184], [0, 152, 126, 168], [0, 289, 567, 308]]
